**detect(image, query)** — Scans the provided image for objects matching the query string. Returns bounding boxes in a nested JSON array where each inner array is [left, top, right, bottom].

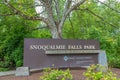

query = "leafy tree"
[[1, 0, 86, 38], [1, 0, 119, 39]]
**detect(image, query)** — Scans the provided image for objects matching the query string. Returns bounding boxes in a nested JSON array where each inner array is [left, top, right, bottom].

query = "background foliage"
[[0, 0, 120, 70], [63, 0, 120, 68], [0, 16, 38, 70]]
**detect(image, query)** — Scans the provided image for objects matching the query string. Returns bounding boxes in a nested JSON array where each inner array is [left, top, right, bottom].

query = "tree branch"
[[85, 8, 104, 20], [86, 8, 117, 28], [97, 0, 120, 13], [54, 0, 60, 23], [64, 0, 72, 13], [78, 8, 118, 28], [41, 0, 57, 28], [3, 0, 49, 24], [59, 0, 86, 31]]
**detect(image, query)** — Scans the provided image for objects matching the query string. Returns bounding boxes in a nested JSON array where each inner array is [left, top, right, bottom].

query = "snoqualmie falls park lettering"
[[29, 45, 96, 50]]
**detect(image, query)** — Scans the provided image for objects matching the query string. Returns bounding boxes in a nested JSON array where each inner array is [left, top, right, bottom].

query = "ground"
[[0, 68, 120, 80]]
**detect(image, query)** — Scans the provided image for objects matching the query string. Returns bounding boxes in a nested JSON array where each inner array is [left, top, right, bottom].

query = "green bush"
[[0, 16, 36, 70], [0, 68, 9, 71], [107, 54, 120, 68], [84, 64, 120, 80], [11, 47, 23, 67], [40, 68, 73, 80]]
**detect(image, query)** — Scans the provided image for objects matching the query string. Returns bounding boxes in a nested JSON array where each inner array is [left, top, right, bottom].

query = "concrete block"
[[15, 67, 30, 76]]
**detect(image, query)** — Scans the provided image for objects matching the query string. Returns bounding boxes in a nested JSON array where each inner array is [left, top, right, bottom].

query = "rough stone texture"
[[98, 51, 108, 67], [15, 67, 29, 76]]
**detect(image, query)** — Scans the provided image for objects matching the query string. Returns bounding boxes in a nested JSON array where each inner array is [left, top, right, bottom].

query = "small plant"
[[40, 68, 73, 80], [84, 64, 120, 80]]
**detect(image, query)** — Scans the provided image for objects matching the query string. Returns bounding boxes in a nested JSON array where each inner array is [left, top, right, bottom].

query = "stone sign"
[[24, 38, 107, 70]]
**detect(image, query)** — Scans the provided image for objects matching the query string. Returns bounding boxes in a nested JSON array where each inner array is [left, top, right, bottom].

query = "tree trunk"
[[49, 26, 62, 39]]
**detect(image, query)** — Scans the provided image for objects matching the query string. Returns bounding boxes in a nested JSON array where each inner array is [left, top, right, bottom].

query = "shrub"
[[0, 68, 9, 71], [84, 64, 120, 80], [40, 68, 73, 80]]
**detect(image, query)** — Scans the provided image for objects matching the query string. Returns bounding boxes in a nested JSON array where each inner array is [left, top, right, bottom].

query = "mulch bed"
[[0, 68, 120, 80]]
